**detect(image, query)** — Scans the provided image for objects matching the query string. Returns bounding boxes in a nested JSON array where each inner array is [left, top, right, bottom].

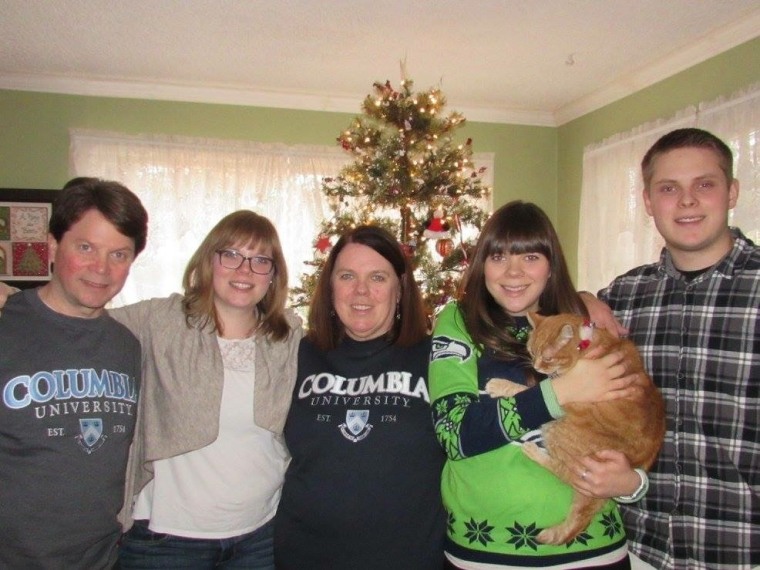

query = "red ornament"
[[436, 238, 454, 257], [423, 207, 450, 239], [315, 235, 332, 254], [428, 214, 445, 233], [400, 243, 416, 259]]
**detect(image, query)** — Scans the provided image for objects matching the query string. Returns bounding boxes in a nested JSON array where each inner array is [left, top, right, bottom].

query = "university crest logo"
[[339, 409, 373, 442], [76, 418, 107, 454]]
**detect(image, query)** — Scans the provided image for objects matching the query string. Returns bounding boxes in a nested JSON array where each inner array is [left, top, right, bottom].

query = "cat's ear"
[[527, 311, 542, 328], [559, 324, 575, 345], [543, 323, 575, 358]]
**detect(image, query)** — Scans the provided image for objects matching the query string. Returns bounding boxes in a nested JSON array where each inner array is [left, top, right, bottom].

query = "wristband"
[[615, 468, 649, 504], [539, 379, 565, 419]]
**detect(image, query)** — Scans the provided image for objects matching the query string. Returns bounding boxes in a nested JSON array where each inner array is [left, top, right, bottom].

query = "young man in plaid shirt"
[[597, 128, 759, 569]]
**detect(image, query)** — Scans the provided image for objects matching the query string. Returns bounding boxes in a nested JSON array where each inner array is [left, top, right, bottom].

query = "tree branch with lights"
[[291, 77, 491, 321]]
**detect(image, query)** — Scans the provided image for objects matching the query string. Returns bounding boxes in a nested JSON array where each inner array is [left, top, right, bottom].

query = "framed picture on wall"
[[0, 188, 58, 289]]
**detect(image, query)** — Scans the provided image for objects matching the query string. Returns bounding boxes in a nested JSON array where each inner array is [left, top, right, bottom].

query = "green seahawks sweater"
[[429, 303, 627, 567]]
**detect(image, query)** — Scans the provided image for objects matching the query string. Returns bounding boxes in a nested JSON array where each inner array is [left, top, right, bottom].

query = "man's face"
[[643, 146, 738, 269], [43, 209, 136, 318]]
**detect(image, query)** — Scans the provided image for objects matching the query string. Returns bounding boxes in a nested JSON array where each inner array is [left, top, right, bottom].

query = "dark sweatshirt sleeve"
[[429, 303, 556, 461]]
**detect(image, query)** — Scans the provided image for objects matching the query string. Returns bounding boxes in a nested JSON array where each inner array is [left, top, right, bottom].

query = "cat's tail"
[[537, 494, 607, 545]]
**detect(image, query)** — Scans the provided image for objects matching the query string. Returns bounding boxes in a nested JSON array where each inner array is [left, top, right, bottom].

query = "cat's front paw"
[[522, 441, 551, 466], [485, 378, 526, 398]]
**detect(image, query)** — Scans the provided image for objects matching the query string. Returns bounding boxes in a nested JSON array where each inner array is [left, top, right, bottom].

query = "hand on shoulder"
[[579, 291, 627, 338], [0, 282, 20, 315]]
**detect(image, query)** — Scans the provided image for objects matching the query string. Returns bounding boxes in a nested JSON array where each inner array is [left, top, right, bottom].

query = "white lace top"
[[132, 335, 290, 538]]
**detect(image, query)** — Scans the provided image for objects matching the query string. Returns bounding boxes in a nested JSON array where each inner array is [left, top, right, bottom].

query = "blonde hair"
[[182, 210, 290, 340]]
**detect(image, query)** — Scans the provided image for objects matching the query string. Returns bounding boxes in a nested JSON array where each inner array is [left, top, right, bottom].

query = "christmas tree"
[[16, 244, 46, 276], [291, 77, 491, 320]]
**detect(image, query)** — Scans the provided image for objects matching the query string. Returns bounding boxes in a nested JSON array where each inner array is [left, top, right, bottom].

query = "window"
[[70, 130, 346, 306], [578, 84, 759, 293]]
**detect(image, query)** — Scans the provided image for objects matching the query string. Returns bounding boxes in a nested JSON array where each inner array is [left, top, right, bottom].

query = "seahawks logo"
[[431, 336, 471, 362]]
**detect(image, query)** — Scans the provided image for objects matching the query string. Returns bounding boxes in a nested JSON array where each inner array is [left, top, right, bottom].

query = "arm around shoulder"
[[108, 294, 185, 340]]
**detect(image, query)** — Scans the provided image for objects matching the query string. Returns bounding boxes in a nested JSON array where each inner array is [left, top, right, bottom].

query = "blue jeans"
[[119, 519, 274, 569]]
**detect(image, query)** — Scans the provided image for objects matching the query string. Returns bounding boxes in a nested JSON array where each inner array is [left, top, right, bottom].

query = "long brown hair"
[[307, 225, 427, 351], [459, 200, 586, 360], [182, 210, 290, 340]]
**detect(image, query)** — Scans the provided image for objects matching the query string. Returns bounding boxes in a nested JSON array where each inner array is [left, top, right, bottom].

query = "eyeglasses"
[[215, 249, 275, 275]]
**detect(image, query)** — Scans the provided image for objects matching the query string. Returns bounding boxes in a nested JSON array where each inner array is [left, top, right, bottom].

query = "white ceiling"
[[1, 0, 758, 126]]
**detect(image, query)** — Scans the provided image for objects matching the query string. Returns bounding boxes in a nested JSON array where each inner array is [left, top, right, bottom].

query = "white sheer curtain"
[[578, 83, 760, 293], [699, 87, 760, 243], [70, 130, 346, 306]]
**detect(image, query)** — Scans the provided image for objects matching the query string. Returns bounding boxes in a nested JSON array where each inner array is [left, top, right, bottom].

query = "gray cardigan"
[[112, 294, 303, 528]]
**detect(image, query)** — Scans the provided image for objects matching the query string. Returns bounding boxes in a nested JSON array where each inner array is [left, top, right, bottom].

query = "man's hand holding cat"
[[579, 291, 628, 338], [569, 450, 641, 499], [551, 350, 639, 406]]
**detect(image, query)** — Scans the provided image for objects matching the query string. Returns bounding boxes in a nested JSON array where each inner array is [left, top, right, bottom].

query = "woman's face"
[[484, 251, 551, 316], [331, 243, 401, 341], [212, 240, 273, 316]]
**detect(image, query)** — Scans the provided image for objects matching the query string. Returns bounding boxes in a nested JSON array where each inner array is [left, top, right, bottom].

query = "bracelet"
[[539, 380, 564, 419], [615, 468, 649, 504]]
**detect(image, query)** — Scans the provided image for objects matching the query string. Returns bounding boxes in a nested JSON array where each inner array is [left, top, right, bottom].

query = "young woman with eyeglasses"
[[111, 210, 303, 569]]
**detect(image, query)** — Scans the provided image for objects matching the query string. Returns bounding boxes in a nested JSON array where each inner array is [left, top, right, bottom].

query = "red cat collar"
[[578, 320, 594, 350]]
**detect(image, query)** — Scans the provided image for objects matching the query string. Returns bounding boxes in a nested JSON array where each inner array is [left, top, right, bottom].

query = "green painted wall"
[[464, 122, 557, 216], [558, 36, 760, 276], [0, 90, 556, 216]]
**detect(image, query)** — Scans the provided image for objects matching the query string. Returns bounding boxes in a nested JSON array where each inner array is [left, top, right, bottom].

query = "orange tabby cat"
[[485, 312, 665, 545]]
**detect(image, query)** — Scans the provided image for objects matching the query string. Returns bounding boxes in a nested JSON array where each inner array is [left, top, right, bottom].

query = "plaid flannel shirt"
[[599, 228, 760, 570]]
